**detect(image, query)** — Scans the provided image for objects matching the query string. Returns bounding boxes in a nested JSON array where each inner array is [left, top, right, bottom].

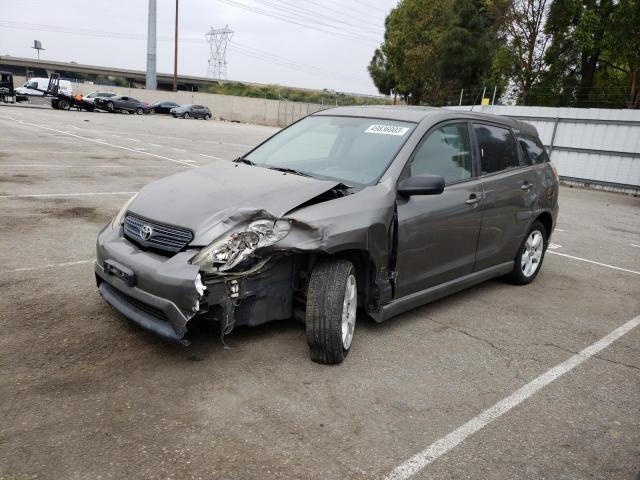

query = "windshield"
[[244, 115, 416, 185]]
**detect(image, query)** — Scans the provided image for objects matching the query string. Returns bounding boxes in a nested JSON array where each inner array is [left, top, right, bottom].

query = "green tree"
[[490, 0, 551, 105], [604, 0, 640, 108], [437, 0, 506, 102], [370, 0, 505, 105], [542, 0, 617, 107], [368, 48, 396, 99]]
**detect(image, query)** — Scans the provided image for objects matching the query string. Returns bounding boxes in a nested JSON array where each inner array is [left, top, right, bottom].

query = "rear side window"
[[473, 124, 522, 174], [517, 133, 549, 165], [193, 105, 204, 109], [410, 123, 473, 184]]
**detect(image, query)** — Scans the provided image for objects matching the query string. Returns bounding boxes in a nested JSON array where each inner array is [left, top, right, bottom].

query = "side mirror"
[[397, 174, 445, 196]]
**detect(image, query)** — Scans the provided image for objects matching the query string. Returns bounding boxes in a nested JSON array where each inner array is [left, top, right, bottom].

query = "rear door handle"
[[521, 181, 532, 191]]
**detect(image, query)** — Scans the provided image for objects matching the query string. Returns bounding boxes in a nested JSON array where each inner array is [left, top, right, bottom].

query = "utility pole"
[[173, 0, 179, 92], [491, 85, 497, 105], [146, 0, 157, 90], [459, 88, 464, 106]]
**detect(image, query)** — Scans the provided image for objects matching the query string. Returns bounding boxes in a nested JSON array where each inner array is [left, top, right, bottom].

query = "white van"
[[15, 78, 73, 96]]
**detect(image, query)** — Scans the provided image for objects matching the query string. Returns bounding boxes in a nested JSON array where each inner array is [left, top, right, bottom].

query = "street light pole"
[[173, 0, 179, 92], [146, 0, 157, 90]]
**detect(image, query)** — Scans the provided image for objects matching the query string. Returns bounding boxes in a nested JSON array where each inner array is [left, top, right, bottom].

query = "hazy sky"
[[0, 0, 398, 95]]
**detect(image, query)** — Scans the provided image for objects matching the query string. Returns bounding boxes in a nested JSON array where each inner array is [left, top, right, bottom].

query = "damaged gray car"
[[95, 106, 559, 364]]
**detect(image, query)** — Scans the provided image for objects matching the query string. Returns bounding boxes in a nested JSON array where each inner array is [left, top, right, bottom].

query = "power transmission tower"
[[206, 25, 233, 80]]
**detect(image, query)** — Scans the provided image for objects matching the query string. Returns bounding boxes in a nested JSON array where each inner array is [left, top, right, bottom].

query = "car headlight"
[[111, 193, 138, 229], [190, 219, 291, 273]]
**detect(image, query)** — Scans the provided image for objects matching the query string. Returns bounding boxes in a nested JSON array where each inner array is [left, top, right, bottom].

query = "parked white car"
[[15, 77, 73, 96], [83, 92, 118, 104]]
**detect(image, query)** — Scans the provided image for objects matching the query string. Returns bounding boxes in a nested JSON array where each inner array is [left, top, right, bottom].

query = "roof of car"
[[313, 106, 538, 136]]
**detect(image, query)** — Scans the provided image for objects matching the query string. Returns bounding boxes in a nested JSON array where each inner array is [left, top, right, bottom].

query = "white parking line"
[[199, 153, 222, 159], [386, 314, 640, 480], [3, 259, 95, 274], [548, 251, 640, 276], [147, 142, 162, 147], [0, 164, 184, 169], [126, 137, 140, 142], [631, 244, 640, 249], [0, 118, 195, 167], [173, 148, 186, 152], [0, 150, 123, 155], [0, 191, 136, 199]]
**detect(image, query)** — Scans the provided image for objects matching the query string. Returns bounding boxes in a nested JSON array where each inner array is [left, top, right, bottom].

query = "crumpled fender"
[[276, 178, 397, 271]]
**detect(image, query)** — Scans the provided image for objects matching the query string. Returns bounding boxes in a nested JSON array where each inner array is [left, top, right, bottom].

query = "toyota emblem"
[[140, 225, 153, 240]]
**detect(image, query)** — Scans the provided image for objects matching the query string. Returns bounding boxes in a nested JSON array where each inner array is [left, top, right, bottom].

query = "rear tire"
[[135, 107, 144, 115], [306, 259, 357, 365], [204, 113, 211, 120], [506, 220, 547, 285], [58, 99, 71, 111]]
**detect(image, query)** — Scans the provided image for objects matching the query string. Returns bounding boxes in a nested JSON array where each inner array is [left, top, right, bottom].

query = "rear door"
[[472, 122, 536, 271], [395, 121, 484, 296]]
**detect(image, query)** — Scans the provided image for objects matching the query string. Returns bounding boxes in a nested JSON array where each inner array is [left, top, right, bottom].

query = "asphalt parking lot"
[[1, 104, 639, 480]]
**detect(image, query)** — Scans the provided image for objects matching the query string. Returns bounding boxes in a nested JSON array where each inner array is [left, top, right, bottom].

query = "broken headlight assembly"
[[190, 219, 291, 273], [111, 193, 138, 230]]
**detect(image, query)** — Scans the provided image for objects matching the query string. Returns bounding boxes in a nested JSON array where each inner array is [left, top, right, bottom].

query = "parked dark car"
[[150, 101, 180, 114], [94, 95, 150, 114], [96, 106, 559, 364], [170, 104, 212, 119]]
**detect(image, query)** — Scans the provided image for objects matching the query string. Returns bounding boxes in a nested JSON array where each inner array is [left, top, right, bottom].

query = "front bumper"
[[96, 226, 296, 343], [95, 226, 202, 342]]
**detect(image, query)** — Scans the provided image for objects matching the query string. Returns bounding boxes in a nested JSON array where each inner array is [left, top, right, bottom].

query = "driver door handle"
[[465, 193, 481, 207]]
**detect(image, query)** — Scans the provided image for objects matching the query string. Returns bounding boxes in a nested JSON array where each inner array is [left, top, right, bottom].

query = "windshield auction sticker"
[[365, 124, 410, 136]]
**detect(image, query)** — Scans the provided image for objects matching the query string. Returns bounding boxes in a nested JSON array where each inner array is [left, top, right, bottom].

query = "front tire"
[[106, 101, 114, 112], [306, 259, 357, 365], [183, 112, 190, 119], [506, 221, 547, 285]]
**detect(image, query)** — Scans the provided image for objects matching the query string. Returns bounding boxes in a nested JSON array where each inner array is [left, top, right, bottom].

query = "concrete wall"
[[13, 75, 327, 127], [66, 82, 325, 127]]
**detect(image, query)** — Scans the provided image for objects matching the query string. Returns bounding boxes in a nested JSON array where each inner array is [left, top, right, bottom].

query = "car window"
[[410, 123, 473, 184], [245, 116, 416, 185], [473, 123, 522, 174], [128, 98, 139, 103], [193, 105, 204, 109], [517, 133, 549, 165]]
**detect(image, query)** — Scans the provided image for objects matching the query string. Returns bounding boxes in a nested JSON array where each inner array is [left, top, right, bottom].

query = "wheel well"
[[316, 249, 377, 309], [535, 211, 553, 238]]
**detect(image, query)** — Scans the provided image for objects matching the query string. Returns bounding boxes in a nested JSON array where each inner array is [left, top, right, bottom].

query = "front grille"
[[109, 284, 169, 322], [123, 213, 193, 254]]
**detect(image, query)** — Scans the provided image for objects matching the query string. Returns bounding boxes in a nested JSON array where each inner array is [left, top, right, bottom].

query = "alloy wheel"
[[521, 230, 544, 277], [341, 274, 357, 350]]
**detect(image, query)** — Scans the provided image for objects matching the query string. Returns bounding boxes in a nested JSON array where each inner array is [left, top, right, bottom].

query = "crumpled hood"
[[128, 161, 340, 246]]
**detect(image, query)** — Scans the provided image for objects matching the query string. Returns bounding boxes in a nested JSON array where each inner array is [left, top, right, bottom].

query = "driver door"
[[395, 121, 483, 297]]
